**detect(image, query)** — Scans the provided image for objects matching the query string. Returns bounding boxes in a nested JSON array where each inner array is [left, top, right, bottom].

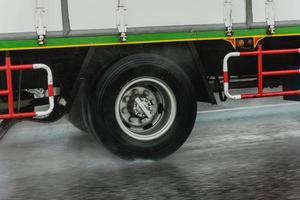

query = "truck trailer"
[[1, 0, 300, 159]]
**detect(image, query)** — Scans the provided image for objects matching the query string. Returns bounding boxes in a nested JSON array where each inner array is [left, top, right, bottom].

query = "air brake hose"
[[214, 75, 227, 102]]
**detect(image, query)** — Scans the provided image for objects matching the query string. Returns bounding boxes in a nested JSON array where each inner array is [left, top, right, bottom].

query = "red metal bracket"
[[0, 55, 54, 119], [223, 45, 300, 99]]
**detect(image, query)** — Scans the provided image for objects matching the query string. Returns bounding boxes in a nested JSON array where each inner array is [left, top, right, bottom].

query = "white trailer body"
[[0, 0, 300, 40]]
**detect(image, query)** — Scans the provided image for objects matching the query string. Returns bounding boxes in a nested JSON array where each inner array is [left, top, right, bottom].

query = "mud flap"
[[283, 66, 300, 101]]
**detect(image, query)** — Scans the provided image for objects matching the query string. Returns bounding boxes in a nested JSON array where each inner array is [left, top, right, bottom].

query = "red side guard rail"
[[0, 56, 54, 119], [223, 45, 300, 100]]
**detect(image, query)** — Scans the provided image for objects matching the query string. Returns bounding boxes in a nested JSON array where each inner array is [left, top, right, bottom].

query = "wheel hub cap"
[[115, 77, 177, 141]]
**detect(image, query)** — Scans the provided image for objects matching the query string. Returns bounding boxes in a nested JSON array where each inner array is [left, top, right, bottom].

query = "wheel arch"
[[75, 42, 215, 104], [68, 42, 216, 131]]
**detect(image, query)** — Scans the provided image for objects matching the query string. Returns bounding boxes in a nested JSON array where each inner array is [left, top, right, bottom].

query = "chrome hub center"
[[115, 77, 177, 141], [120, 87, 158, 127]]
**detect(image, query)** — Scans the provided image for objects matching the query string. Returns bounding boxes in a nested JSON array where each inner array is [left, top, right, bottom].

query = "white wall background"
[[68, 0, 116, 30], [125, 0, 246, 28], [1, 0, 300, 34], [68, 0, 246, 31], [0, 0, 62, 34], [252, 0, 300, 23]]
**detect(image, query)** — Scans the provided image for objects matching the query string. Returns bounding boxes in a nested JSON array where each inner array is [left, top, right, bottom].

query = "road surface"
[[1, 96, 300, 200]]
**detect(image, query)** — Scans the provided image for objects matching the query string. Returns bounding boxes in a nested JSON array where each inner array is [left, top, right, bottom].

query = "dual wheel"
[[86, 54, 197, 159]]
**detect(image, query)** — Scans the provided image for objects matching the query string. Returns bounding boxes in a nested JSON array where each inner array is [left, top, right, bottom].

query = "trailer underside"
[[1, 34, 300, 158]]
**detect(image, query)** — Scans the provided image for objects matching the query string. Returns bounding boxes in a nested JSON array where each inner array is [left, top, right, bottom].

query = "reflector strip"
[[48, 84, 54, 97]]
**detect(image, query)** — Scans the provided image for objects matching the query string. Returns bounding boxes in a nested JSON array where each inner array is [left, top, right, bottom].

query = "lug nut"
[[141, 97, 146, 102], [121, 107, 127, 114], [132, 89, 139, 95], [141, 118, 148, 123], [150, 99, 156, 105], [123, 96, 130, 102], [129, 117, 135, 123], [143, 90, 150, 96]]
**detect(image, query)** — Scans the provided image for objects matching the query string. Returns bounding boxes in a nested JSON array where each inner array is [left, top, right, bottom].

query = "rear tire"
[[88, 54, 197, 159]]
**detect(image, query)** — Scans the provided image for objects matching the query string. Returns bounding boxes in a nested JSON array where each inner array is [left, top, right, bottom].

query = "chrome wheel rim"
[[115, 77, 177, 141]]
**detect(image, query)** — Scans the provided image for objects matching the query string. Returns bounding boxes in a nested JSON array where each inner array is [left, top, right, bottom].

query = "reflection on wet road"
[[1, 100, 300, 199]]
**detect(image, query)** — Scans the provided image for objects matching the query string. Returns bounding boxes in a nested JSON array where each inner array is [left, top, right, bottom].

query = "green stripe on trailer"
[[1, 26, 300, 51]]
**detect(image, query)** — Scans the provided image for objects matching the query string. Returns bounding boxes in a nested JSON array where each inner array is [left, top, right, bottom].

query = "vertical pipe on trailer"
[[224, 0, 233, 36], [5, 54, 14, 117], [257, 45, 263, 96], [35, 0, 46, 45], [265, 0, 275, 34], [117, 0, 127, 42], [36, 0, 44, 8]]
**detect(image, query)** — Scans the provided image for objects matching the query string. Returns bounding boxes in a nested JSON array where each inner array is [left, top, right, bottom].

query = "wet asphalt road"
[[1, 97, 300, 200]]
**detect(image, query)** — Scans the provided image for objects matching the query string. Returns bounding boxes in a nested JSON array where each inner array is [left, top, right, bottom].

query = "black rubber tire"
[[88, 54, 197, 160]]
